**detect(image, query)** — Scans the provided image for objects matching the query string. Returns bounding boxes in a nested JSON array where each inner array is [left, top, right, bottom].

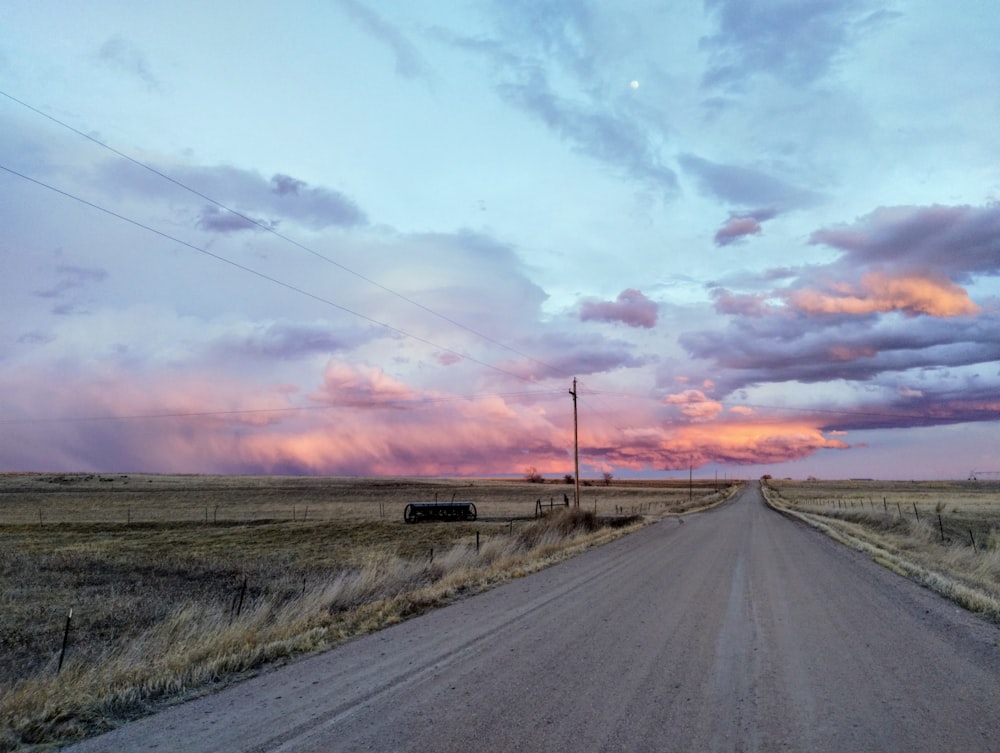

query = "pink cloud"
[[663, 389, 723, 421], [712, 289, 774, 317], [787, 271, 981, 318], [715, 215, 762, 245], [309, 363, 418, 407], [580, 289, 658, 328]]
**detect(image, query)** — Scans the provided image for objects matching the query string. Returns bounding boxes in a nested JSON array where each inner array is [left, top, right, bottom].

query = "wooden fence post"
[[58, 608, 73, 675]]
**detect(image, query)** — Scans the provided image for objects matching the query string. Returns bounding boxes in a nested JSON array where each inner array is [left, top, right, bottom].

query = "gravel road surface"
[[66, 482, 1000, 752]]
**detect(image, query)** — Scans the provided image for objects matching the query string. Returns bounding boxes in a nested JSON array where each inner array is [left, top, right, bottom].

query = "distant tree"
[[602, 471, 613, 486], [524, 466, 544, 483], [563, 473, 574, 484]]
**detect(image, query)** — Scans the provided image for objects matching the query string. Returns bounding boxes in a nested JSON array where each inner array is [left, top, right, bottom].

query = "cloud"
[[97, 161, 367, 230], [679, 310, 1000, 395], [33, 264, 108, 299], [714, 215, 761, 245], [196, 205, 270, 233], [587, 418, 850, 471], [810, 204, 1000, 280], [579, 288, 658, 328], [714, 208, 778, 246], [32, 264, 108, 315], [787, 271, 981, 318], [500, 330, 653, 382], [679, 154, 820, 209], [439, 4, 678, 198], [499, 70, 678, 198], [97, 35, 162, 90], [663, 389, 722, 421], [699, 0, 888, 89], [711, 289, 774, 317], [310, 362, 418, 408], [334, 0, 428, 79], [214, 321, 376, 360]]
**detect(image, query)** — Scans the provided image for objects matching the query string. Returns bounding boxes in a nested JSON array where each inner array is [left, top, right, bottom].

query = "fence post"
[[57, 608, 73, 675], [938, 514, 945, 542], [912, 502, 920, 522], [896, 501, 902, 517], [969, 530, 977, 553], [476, 531, 480, 553]]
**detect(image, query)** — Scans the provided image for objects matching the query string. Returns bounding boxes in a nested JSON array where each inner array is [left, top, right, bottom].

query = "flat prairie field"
[[768, 478, 1000, 545], [0, 473, 731, 690]]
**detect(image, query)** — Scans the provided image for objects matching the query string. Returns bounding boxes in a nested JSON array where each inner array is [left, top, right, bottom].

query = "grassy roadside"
[[761, 480, 1000, 624], [1, 509, 639, 750], [0, 476, 739, 751]]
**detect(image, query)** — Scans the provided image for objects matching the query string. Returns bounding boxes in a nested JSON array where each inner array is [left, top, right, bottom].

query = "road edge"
[[759, 481, 1000, 624]]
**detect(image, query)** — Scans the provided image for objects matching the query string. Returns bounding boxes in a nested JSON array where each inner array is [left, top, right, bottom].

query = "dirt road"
[[66, 482, 999, 752]]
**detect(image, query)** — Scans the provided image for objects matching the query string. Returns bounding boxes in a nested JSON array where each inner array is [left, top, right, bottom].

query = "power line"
[[0, 390, 564, 425], [0, 162, 534, 383], [0, 89, 567, 379]]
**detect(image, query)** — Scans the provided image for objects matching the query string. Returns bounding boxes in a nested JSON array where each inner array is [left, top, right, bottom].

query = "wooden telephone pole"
[[569, 378, 580, 507]]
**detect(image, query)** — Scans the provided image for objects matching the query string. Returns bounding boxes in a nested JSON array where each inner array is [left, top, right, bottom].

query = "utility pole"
[[569, 378, 580, 507]]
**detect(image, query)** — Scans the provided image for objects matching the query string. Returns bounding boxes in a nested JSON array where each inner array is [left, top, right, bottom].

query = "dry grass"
[[763, 479, 1000, 622], [0, 474, 735, 751]]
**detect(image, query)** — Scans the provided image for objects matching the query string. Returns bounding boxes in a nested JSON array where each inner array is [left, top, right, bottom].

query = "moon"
[[629, 80, 640, 89]]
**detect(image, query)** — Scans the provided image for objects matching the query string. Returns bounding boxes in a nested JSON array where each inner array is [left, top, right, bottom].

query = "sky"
[[1, 0, 998, 480]]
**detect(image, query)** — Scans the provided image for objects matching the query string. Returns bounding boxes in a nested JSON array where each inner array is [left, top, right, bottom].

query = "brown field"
[[764, 478, 1000, 621], [0, 473, 734, 751]]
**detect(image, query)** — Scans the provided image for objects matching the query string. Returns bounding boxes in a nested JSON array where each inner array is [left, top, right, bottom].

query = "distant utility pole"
[[569, 378, 580, 507]]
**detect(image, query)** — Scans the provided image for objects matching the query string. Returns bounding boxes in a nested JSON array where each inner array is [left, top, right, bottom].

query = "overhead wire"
[[0, 162, 537, 384], [0, 390, 565, 425], [0, 89, 568, 380]]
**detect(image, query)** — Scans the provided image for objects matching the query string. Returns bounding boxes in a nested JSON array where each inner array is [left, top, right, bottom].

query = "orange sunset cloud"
[[788, 271, 980, 317]]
